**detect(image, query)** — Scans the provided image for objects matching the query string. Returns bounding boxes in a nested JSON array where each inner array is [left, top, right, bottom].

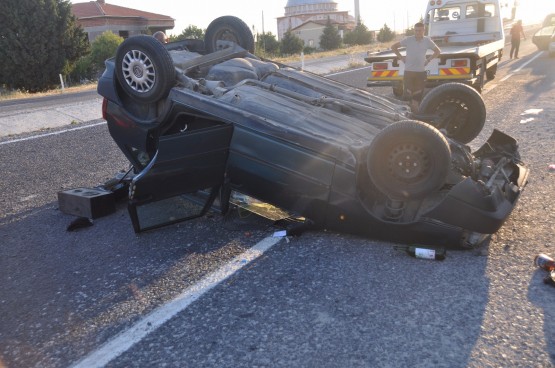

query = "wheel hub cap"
[[121, 49, 156, 93]]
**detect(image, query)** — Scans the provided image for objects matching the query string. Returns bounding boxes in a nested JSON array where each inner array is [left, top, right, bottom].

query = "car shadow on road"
[[119, 233, 493, 367]]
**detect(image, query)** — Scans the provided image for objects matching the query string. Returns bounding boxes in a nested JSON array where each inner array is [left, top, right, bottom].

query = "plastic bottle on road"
[[394, 245, 446, 261]]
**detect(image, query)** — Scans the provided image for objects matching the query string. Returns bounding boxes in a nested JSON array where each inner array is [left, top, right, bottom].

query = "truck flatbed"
[[365, 39, 505, 63]]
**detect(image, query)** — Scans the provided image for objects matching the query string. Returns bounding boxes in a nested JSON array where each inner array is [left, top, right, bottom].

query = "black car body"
[[97, 16, 528, 248]]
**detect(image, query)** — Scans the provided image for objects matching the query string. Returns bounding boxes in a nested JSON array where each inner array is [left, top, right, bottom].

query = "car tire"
[[418, 82, 486, 144], [205, 16, 255, 53], [115, 35, 175, 103], [366, 120, 451, 200]]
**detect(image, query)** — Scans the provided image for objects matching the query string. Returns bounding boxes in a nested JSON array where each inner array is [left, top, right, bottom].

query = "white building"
[[277, 0, 355, 48]]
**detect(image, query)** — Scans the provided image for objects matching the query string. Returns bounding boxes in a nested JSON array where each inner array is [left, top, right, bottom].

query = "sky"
[[71, 0, 555, 36]]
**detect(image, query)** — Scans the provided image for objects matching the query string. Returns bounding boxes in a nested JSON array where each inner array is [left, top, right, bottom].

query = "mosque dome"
[[285, 0, 336, 6], [284, 0, 338, 16]]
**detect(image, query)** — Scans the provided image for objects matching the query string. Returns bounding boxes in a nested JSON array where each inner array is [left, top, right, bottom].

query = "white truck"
[[365, 0, 509, 97]]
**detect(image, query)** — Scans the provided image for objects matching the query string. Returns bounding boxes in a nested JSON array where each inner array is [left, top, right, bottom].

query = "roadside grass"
[[0, 83, 97, 102]]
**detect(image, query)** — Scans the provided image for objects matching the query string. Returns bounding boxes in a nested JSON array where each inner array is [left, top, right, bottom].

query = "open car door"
[[128, 109, 233, 232]]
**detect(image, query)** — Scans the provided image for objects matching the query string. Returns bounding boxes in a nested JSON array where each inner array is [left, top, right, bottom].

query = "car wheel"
[[367, 120, 451, 200], [115, 35, 175, 103], [486, 64, 497, 80], [205, 16, 255, 53], [419, 82, 486, 144]]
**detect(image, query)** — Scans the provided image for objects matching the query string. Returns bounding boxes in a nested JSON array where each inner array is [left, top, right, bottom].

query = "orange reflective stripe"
[[439, 67, 471, 76], [371, 70, 399, 77]]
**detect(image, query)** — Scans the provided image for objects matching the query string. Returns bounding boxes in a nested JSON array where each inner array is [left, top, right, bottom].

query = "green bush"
[[280, 29, 304, 55], [69, 56, 94, 83], [377, 23, 396, 42], [89, 31, 123, 76], [172, 25, 205, 41], [319, 18, 342, 50], [344, 23, 374, 46], [256, 32, 280, 56]]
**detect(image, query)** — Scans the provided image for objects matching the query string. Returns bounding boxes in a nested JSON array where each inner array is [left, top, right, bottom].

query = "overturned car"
[[97, 16, 528, 248]]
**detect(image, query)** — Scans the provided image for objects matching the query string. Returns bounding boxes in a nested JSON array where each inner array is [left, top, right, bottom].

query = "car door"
[[128, 103, 233, 232]]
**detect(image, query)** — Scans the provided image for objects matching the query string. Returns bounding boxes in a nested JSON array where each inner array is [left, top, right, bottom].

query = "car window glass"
[[433, 6, 461, 21], [465, 4, 494, 18]]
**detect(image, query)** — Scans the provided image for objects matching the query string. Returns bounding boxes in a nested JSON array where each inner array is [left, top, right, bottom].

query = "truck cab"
[[424, 0, 505, 46]]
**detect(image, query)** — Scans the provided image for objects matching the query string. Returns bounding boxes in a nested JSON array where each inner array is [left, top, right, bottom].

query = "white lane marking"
[[70, 236, 283, 368], [521, 108, 544, 115], [500, 52, 544, 82], [0, 121, 106, 146], [519, 108, 544, 124], [520, 117, 535, 124]]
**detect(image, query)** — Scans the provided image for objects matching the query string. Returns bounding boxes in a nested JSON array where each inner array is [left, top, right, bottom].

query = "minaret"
[[354, 0, 360, 25]]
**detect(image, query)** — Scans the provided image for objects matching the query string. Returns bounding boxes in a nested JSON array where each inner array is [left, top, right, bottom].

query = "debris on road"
[[394, 245, 446, 261], [534, 253, 555, 271], [58, 187, 115, 219]]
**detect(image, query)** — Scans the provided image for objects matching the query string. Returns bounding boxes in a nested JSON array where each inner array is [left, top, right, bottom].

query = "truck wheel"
[[115, 35, 175, 103], [418, 82, 486, 144], [486, 64, 497, 80], [205, 16, 255, 53], [366, 120, 451, 200]]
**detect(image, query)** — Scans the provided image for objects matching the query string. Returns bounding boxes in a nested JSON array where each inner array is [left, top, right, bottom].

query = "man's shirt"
[[400, 36, 439, 72]]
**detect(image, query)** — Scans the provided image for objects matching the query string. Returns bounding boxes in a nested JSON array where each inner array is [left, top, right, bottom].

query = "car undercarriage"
[[95, 16, 529, 248]]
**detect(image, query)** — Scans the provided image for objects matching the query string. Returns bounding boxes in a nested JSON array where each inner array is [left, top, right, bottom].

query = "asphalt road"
[[1, 38, 555, 368]]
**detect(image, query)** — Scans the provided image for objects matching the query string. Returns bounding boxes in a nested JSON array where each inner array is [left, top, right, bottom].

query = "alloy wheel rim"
[[121, 49, 156, 93]]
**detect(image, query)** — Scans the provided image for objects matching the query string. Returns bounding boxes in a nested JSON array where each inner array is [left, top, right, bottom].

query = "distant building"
[[277, 0, 355, 48], [71, 0, 174, 42]]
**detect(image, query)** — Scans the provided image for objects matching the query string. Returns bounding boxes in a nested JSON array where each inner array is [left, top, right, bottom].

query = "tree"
[[256, 32, 280, 56], [319, 18, 342, 51], [377, 23, 396, 42], [0, 0, 89, 92], [406, 16, 425, 36], [343, 23, 373, 46], [89, 31, 123, 75], [280, 29, 303, 55], [68, 31, 121, 83], [173, 25, 205, 41]]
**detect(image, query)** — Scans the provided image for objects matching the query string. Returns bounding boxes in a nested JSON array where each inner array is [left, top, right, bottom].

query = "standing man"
[[509, 20, 525, 59], [391, 22, 441, 112]]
